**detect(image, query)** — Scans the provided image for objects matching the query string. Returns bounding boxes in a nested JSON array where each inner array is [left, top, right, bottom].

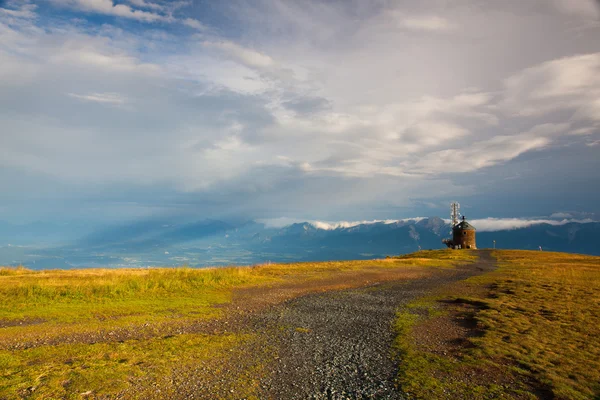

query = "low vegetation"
[[0, 252, 471, 399], [395, 250, 600, 399], [392, 249, 478, 264]]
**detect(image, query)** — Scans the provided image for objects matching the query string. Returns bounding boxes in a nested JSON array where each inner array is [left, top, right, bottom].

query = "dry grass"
[[0, 250, 469, 399], [395, 250, 600, 400], [474, 251, 600, 399]]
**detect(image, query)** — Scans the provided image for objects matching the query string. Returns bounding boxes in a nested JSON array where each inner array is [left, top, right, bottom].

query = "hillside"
[[395, 250, 600, 399], [1, 250, 599, 399]]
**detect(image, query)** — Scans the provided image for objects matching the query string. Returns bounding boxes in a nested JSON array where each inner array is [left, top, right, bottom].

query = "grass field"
[[0, 251, 473, 399], [7, 250, 595, 399], [394, 250, 600, 400]]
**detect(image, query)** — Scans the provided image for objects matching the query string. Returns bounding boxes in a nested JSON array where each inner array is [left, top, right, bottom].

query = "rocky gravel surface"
[[255, 251, 496, 399]]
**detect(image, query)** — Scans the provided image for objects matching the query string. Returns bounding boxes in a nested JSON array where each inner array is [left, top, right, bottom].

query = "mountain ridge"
[[1, 217, 598, 269]]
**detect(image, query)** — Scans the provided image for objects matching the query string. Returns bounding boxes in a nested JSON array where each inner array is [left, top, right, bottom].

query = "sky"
[[1, 0, 599, 227]]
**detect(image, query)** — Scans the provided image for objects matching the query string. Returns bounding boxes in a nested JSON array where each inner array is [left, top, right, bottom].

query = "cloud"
[[503, 53, 600, 121], [281, 96, 330, 116], [50, 0, 166, 22], [470, 217, 596, 232], [47, 39, 162, 74], [551, 0, 600, 19], [259, 218, 427, 229], [49, 0, 202, 30], [126, 0, 165, 11], [310, 218, 426, 230], [550, 212, 573, 218], [0, 19, 281, 192], [409, 123, 569, 175], [203, 40, 275, 69], [570, 126, 597, 135], [182, 17, 207, 30], [68, 92, 127, 105], [401, 121, 469, 148], [396, 15, 456, 32], [200, 39, 296, 86], [258, 216, 598, 232], [1, 0, 600, 223], [0, 1, 37, 19]]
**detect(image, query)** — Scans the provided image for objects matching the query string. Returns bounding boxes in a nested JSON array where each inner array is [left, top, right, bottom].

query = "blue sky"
[[0, 0, 599, 227]]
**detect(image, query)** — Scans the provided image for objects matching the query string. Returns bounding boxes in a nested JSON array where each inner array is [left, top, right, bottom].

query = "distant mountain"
[[2, 217, 598, 269], [67, 217, 600, 258], [249, 218, 600, 258], [476, 222, 600, 254], [255, 218, 445, 260]]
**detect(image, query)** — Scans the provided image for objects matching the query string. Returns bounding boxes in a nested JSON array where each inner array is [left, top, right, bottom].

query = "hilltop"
[[1, 250, 599, 399]]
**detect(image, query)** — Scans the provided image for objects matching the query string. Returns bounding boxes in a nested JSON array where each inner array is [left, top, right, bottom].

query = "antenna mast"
[[450, 202, 460, 227]]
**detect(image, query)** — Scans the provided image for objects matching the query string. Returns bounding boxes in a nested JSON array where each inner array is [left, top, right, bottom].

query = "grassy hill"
[[0, 252, 470, 399], [395, 250, 600, 399], [0, 250, 598, 399]]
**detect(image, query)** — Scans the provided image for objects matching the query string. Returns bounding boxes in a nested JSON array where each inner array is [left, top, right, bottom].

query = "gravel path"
[[256, 250, 496, 399], [106, 252, 496, 399]]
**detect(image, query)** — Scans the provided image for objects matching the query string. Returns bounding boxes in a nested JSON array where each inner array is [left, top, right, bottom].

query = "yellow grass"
[[0, 250, 470, 398], [395, 250, 600, 400], [475, 251, 600, 399]]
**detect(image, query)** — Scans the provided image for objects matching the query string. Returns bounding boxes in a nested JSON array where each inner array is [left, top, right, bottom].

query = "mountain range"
[[0, 217, 598, 269]]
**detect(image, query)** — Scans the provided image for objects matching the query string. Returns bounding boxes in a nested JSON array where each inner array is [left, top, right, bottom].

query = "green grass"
[[0, 267, 271, 323], [0, 250, 469, 399], [394, 250, 600, 400], [392, 249, 478, 266], [0, 333, 246, 399], [0, 252, 474, 325]]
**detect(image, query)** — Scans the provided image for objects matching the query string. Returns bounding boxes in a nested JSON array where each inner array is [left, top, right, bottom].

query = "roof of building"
[[454, 218, 476, 231]]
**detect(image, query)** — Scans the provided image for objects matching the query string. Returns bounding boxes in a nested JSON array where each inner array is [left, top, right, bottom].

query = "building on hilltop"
[[442, 202, 477, 249]]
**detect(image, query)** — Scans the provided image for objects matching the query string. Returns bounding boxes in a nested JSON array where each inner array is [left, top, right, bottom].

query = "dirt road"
[[252, 250, 496, 399], [123, 251, 496, 399]]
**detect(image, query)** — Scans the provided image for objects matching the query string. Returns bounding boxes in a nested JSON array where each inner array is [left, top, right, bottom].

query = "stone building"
[[443, 216, 477, 249]]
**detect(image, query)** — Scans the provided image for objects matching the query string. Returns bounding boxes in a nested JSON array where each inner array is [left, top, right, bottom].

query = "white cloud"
[[550, 212, 573, 218], [68, 92, 127, 105], [200, 40, 296, 87], [309, 218, 426, 230], [257, 217, 597, 232], [397, 15, 456, 32], [50, 0, 166, 22], [47, 39, 162, 74], [503, 53, 600, 121], [410, 123, 569, 175], [127, 0, 165, 11], [400, 121, 469, 148], [258, 218, 427, 229], [182, 18, 207, 31], [471, 217, 595, 232], [203, 40, 275, 69], [570, 126, 597, 135]]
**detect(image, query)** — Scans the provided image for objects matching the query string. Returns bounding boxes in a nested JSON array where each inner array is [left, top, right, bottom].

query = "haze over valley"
[[2, 216, 598, 269]]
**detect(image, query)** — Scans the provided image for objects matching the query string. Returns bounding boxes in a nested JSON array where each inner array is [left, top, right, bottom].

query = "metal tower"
[[450, 202, 460, 227]]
